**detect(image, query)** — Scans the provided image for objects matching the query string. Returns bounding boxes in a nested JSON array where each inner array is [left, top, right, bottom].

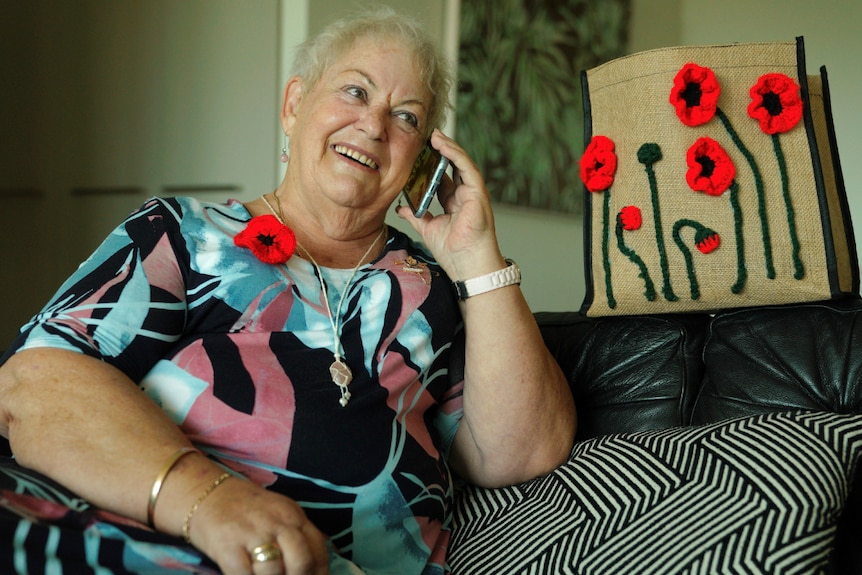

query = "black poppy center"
[[682, 81, 703, 107], [696, 155, 716, 177], [762, 91, 783, 116], [256, 233, 276, 246]]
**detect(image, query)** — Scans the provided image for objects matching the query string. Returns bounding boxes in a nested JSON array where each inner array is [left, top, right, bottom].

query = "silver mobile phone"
[[401, 141, 450, 217]]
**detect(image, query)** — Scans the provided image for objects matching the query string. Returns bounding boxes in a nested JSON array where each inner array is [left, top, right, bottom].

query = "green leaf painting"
[[457, 0, 630, 214]]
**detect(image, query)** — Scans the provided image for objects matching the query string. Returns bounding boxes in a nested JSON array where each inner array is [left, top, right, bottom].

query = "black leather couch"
[[533, 297, 862, 573]]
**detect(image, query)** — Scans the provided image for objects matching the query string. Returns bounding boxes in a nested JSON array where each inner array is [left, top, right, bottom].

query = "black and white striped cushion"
[[449, 411, 862, 574]]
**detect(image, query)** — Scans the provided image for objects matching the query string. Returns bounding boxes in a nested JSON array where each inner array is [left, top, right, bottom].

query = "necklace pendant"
[[329, 359, 353, 387], [330, 359, 353, 407]]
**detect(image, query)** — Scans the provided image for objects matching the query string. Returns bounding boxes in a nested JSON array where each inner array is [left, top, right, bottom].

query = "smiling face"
[[281, 35, 431, 227]]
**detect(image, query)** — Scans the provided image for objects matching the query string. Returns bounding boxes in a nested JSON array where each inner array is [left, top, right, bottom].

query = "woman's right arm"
[[0, 347, 329, 574], [0, 198, 330, 574]]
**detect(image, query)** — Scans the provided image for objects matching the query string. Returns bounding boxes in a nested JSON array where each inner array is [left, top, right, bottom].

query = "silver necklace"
[[261, 193, 386, 407]]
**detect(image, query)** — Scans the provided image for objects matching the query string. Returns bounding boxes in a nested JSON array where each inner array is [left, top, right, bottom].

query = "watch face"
[[453, 280, 469, 300]]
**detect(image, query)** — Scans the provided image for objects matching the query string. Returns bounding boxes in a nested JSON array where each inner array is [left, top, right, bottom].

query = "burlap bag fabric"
[[579, 37, 858, 317]]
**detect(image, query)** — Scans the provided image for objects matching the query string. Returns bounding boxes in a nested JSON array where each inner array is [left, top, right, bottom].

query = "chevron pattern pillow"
[[449, 411, 862, 574]]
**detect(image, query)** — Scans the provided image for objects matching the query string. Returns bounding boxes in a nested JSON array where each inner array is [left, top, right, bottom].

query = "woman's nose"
[[356, 105, 388, 140]]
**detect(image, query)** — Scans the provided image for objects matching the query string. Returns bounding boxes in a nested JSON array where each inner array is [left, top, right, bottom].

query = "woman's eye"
[[395, 111, 419, 128], [345, 86, 367, 100]]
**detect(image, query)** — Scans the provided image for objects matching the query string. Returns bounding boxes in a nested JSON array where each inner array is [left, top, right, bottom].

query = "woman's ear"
[[281, 76, 304, 136]]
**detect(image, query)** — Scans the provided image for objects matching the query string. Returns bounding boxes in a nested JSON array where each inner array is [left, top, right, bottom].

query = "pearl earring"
[[280, 133, 289, 164]]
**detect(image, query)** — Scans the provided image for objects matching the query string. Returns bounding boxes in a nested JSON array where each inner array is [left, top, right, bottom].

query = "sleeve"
[[1, 198, 189, 383]]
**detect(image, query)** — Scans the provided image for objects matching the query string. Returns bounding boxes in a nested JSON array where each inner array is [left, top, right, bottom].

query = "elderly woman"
[[0, 8, 574, 575]]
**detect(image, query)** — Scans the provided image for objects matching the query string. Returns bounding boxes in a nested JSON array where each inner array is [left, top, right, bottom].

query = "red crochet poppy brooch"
[[234, 214, 297, 264]]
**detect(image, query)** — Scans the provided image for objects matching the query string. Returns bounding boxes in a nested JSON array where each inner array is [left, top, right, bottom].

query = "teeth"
[[334, 145, 378, 170]]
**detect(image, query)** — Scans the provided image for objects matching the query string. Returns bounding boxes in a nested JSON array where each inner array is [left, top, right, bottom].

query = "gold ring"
[[250, 542, 282, 563]]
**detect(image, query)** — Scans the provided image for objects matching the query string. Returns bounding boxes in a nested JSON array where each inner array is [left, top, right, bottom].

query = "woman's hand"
[[180, 472, 330, 575], [396, 129, 507, 281]]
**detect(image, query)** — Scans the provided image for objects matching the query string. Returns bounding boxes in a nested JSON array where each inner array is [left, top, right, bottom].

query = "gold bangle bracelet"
[[147, 447, 197, 528], [183, 472, 232, 543]]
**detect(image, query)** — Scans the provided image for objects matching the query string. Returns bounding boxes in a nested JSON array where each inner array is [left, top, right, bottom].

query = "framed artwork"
[[456, 0, 631, 214]]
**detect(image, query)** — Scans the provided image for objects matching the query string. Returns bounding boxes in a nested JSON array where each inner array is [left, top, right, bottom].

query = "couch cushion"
[[535, 312, 709, 439], [693, 298, 862, 425], [449, 410, 862, 574]]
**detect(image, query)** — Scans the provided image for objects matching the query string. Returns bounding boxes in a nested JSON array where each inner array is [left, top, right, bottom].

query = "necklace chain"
[[260, 192, 386, 407]]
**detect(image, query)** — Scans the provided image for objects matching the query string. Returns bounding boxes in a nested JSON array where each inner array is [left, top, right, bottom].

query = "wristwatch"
[[453, 258, 521, 300]]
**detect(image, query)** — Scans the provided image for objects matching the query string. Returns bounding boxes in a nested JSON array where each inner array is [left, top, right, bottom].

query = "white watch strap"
[[453, 259, 521, 300]]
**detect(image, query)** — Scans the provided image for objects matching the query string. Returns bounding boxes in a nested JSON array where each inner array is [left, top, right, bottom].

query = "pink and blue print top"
[[6, 196, 465, 574]]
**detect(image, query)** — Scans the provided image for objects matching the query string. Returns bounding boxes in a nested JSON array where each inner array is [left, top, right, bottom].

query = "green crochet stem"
[[772, 133, 805, 279], [716, 108, 775, 279], [615, 214, 656, 302], [672, 219, 705, 300], [729, 181, 747, 294], [601, 190, 616, 309], [638, 143, 677, 302]]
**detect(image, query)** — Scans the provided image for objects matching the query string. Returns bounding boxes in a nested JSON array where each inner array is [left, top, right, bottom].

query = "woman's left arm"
[[397, 131, 576, 488]]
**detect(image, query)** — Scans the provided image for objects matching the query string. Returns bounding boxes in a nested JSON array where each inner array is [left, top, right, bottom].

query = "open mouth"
[[334, 145, 379, 170]]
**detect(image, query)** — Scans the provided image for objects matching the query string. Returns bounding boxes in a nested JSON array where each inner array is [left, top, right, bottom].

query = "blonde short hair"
[[290, 7, 453, 137]]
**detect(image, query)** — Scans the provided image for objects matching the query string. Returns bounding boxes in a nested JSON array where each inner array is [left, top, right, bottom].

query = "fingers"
[[220, 523, 330, 575], [190, 481, 330, 575], [430, 130, 483, 191], [214, 530, 328, 575], [270, 523, 329, 575], [436, 170, 458, 212], [427, 131, 491, 220], [249, 542, 283, 575], [300, 522, 331, 575], [395, 130, 501, 274]]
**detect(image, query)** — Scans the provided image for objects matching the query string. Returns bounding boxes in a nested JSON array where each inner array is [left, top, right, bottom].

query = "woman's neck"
[[248, 192, 388, 269]]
